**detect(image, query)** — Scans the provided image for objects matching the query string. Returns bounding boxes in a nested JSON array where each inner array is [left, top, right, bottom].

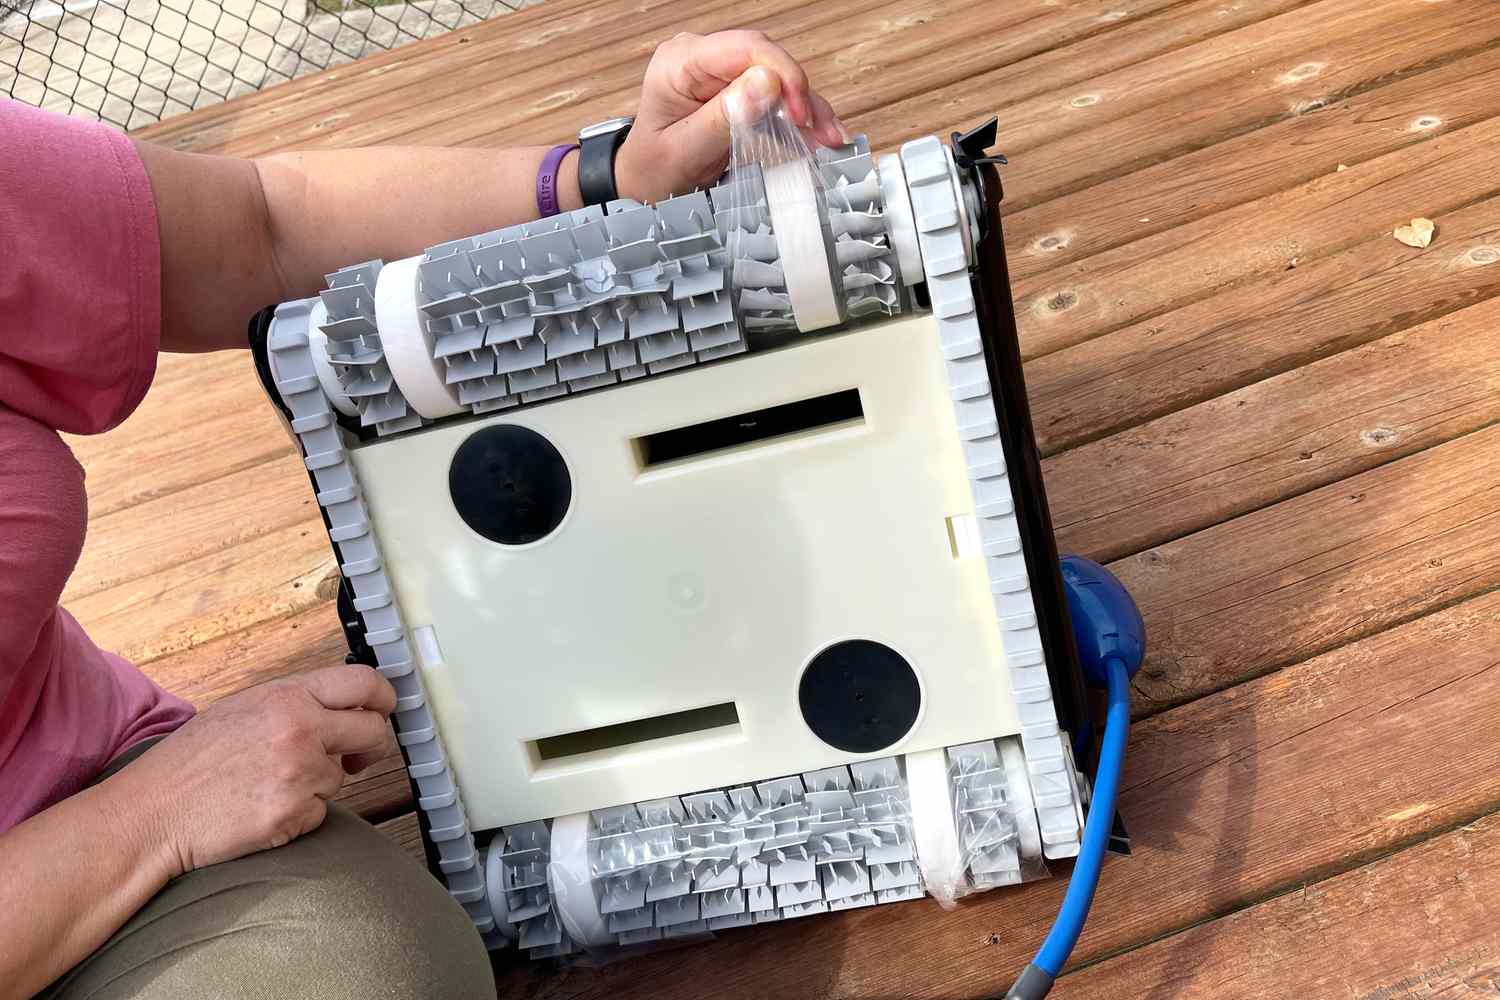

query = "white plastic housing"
[[350, 315, 1026, 830]]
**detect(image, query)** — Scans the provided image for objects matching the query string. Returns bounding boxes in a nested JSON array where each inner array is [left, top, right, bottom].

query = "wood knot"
[[1035, 232, 1070, 252], [1069, 94, 1101, 108], [1410, 115, 1442, 131], [1279, 62, 1324, 84], [1361, 427, 1397, 446], [315, 565, 344, 602], [1467, 246, 1500, 265], [1044, 290, 1078, 312]]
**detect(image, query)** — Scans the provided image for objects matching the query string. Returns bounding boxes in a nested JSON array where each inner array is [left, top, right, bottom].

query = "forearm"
[[253, 144, 583, 304], [134, 139, 581, 353], [0, 777, 177, 1000]]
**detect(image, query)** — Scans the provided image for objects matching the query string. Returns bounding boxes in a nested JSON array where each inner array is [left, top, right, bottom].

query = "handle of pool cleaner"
[[1005, 556, 1145, 1000]]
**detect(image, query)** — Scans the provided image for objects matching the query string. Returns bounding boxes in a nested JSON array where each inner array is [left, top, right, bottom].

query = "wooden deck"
[[92, 0, 1500, 995]]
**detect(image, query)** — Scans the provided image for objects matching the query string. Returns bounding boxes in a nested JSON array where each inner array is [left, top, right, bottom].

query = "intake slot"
[[634, 388, 864, 467], [530, 702, 742, 764]]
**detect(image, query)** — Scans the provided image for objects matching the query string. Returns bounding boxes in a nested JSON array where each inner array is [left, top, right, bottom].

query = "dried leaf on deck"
[[1394, 217, 1436, 248]]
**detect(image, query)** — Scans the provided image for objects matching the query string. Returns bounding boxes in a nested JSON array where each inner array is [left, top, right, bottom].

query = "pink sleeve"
[[0, 99, 161, 435]]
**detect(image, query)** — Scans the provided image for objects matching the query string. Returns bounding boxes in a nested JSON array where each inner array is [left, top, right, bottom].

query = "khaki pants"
[[39, 741, 496, 1000]]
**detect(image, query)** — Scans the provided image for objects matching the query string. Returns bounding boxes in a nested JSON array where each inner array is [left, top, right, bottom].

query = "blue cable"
[[1005, 654, 1131, 999]]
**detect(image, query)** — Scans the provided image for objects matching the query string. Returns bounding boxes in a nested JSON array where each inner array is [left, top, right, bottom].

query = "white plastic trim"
[[548, 813, 613, 948], [877, 153, 925, 286], [306, 300, 358, 418], [764, 159, 844, 332], [905, 748, 966, 905], [484, 841, 519, 941], [375, 255, 467, 420], [899, 134, 1082, 859], [999, 735, 1044, 862], [261, 298, 498, 939]]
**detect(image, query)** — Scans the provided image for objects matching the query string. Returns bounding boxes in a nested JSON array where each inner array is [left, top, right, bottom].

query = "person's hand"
[[107, 664, 397, 876], [615, 30, 848, 203]]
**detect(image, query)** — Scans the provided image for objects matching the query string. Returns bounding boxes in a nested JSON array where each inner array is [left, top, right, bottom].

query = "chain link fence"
[[1, 0, 529, 130]]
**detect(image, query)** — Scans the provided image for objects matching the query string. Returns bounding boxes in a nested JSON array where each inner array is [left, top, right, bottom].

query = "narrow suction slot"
[[634, 388, 864, 468], [530, 702, 741, 763]]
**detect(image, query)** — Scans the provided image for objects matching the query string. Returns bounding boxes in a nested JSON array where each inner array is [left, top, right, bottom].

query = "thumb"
[[689, 64, 782, 147]]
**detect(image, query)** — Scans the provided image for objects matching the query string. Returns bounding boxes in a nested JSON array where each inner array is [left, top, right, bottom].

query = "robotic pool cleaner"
[[249, 119, 1144, 998]]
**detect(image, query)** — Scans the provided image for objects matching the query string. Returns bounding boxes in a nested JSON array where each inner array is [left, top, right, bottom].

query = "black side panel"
[[249, 306, 445, 878], [963, 163, 1097, 776]]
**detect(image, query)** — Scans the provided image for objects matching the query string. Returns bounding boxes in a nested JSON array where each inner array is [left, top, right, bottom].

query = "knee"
[[265, 808, 497, 1000]]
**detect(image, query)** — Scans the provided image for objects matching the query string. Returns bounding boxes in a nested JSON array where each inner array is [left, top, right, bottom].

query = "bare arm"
[[132, 29, 843, 354], [0, 774, 177, 1000], [134, 142, 591, 352], [0, 666, 396, 1000]]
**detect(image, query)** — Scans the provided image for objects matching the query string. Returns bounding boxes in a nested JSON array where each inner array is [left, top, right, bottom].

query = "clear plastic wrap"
[[718, 94, 845, 336], [947, 740, 1050, 896], [904, 737, 1051, 909], [517, 738, 1055, 961]]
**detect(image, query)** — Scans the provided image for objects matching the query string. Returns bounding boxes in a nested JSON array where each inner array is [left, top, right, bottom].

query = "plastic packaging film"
[[505, 743, 1052, 960], [721, 94, 846, 335]]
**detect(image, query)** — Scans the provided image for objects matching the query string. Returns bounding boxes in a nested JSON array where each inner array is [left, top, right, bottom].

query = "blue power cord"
[[1005, 556, 1143, 1000]]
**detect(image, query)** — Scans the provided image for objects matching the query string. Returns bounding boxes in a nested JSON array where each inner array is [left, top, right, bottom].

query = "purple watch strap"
[[536, 143, 579, 218]]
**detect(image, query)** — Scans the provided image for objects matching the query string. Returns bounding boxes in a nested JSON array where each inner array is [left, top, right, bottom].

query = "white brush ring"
[[763, 159, 845, 332], [375, 254, 466, 420], [305, 298, 358, 418]]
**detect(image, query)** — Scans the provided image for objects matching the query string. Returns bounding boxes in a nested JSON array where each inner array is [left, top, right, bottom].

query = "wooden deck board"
[[1047, 296, 1500, 562], [1053, 810, 1500, 998], [79, 0, 1500, 993]]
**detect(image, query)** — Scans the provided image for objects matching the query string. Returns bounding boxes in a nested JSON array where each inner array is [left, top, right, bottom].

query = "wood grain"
[[445, 0, 1280, 153], [63, 352, 289, 518], [266, 0, 866, 153], [1011, 113, 1500, 360], [863, 0, 1499, 207], [1003, 44, 1500, 285], [65, 454, 316, 603], [145, 0, 1248, 158], [141, 602, 345, 708], [1027, 190, 1500, 456], [495, 588, 1500, 999], [68, 514, 333, 665], [1115, 424, 1500, 713], [340, 751, 413, 825], [1054, 811, 1500, 998], [1045, 285, 1500, 563]]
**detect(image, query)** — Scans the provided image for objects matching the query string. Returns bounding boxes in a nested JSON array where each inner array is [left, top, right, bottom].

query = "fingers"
[[312, 752, 346, 800], [712, 65, 781, 133], [293, 663, 397, 715], [668, 30, 814, 127], [804, 92, 849, 148], [316, 705, 395, 757]]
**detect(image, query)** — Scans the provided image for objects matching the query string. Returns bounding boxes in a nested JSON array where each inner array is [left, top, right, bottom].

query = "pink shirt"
[[1, 100, 195, 832]]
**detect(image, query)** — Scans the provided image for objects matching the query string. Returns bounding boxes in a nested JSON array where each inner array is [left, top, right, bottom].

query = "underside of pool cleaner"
[[249, 119, 1121, 963]]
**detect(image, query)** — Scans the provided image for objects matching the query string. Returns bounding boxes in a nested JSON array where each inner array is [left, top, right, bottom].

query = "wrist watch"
[[577, 116, 634, 206]]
